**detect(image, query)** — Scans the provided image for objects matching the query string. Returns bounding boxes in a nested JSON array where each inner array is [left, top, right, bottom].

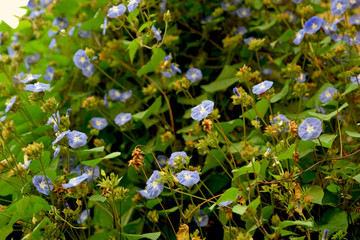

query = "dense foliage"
[[1, 0, 360, 239]]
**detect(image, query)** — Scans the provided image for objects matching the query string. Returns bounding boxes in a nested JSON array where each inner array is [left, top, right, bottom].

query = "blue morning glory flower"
[[233, 87, 240, 97], [91, 117, 108, 130], [119, 90, 132, 102], [24, 53, 40, 70], [107, 4, 126, 18], [44, 66, 55, 81], [194, 210, 209, 227], [235, 7, 251, 18], [67, 130, 87, 148], [350, 14, 360, 25], [46, 111, 60, 132], [48, 29, 58, 37], [271, 114, 290, 133], [20, 159, 31, 169], [128, 0, 141, 12], [5, 96, 16, 113], [13, 72, 26, 85], [109, 89, 122, 101], [304, 17, 324, 34], [68, 27, 75, 36], [104, 94, 109, 108], [115, 113, 132, 126], [319, 87, 338, 103], [331, 0, 349, 16], [145, 170, 164, 199], [77, 210, 89, 224], [24, 82, 51, 92], [350, 74, 360, 85], [62, 173, 88, 188], [177, 170, 200, 187], [73, 49, 90, 69], [53, 145, 60, 160], [102, 17, 108, 35], [168, 151, 188, 167], [161, 71, 172, 78], [152, 25, 162, 41], [81, 63, 94, 77], [298, 117, 322, 141], [137, 189, 152, 199], [49, 38, 56, 50], [285, 11, 298, 23], [21, 73, 42, 84], [33, 175, 54, 195], [170, 64, 182, 74], [40, 0, 54, 7], [322, 229, 330, 240], [261, 68, 273, 76], [235, 26, 248, 36], [330, 18, 344, 32], [52, 130, 70, 145], [78, 29, 91, 39], [0, 116, 6, 122], [72, 165, 100, 182], [186, 68, 202, 83], [53, 16, 68, 30], [156, 155, 167, 169], [331, 33, 342, 42], [296, 72, 308, 83], [30, 9, 44, 19], [316, 106, 326, 114], [349, 0, 360, 8], [291, 0, 303, 3], [160, 0, 166, 13], [322, 21, 331, 35], [252, 80, 273, 95], [191, 100, 214, 121]]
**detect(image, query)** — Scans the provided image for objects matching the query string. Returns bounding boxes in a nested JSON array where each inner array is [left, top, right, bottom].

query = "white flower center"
[[306, 125, 313, 133], [96, 120, 102, 126], [184, 174, 191, 180], [191, 73, 197, 78], [337, 3, 342, 10], [86, 169, 92, 176], [34, 82, 41, 89], [73, 136, 80, 142], [199, 106, 206, 114], [152, 181, 158, 188], [115, 91, 120, 97], [325, 91, 331, 98], [80, 57, 86, 63], [311, 23, 317, 30], [39, 181, 46, 188], [242, 10, 247, 15], [259, 83, 265, 89], [121, 116, 126, 122]]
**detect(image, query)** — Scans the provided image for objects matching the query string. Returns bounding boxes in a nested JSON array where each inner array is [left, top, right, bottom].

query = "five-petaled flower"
[[67, 130, 87, 148], [271, 114, 291, 133], [304, 16, 324, 34], [107, 4, 126, 18], [252, 80, 273, 95], [177, 170, 200, 187], [33, 175, 54, 195], [115, 113, 132, 126], [194, 210, 209, 227], [298, 117, 322, 141], [191, 100, 214, 121], [91, 117, 108, 130], [331, 0, 349, 16], [319, 87, 338, 103], [185, 68, 202, 83], [21, 74, 42, 84]]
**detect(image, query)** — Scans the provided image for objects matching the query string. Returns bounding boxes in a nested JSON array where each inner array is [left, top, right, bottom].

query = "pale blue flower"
[[109, 89, 122, 101], [235, 26, 248, 36], [319, 87, 338, 103], [128, 0, 141, 12], [145, 170, 164, 199], [62, 173, 88, 188], [304, 17, 324, 34], [168, 151, 188, 167], [81, 63, 94, 77], [103, 17, 108, 35], [21, 73, 42, 83], [177, 170, 200, 187], [235, 8, 251, 18], [5, 96, 16, 114], [46, 111, 60, 132], [194, 210, 209, 227], [294, 29, 305, 45], [296, 72, 308, 83], [44, 66, 55, 81], [77, 210, 89, 224], [191, 100, 214, 121], [53, 146, 60, 160], [331, 0, 349, 16], [186, 68, 202, 83], [115, 113, 132, 126], [107, 4, 126, 18], [53, 16, 68, 30], [322, 229, 330, 240], [78, 29, 91, 39], [33, 175, 53, 195], [91, 117, 108, 130], [49, 38, 56, 49], [298, 117, 322, 141], [350, 74, 360, 85], [52, 130, 70, 145], [152, 25, 162, 41], [24, 82, 51, 92], [252, 80, 273, 95], [271, 114, 290, 133], [350, 14, 360, 25], [67, 130, 87, 148], [73, 49, 90, 69]]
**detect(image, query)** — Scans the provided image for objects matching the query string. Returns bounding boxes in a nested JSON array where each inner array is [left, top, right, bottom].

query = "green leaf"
[[202, 150, 225, 173], [128, 8, 140, 22], [201, 65, 238, 93], [123, 232, 161, 240], [343, 83, 358, 95], [250, 18, 276, 31], [81, 10, 103, 30], [138, 21, 154, 33], [52, 0, 79, 18], [353, 174, 360, 184], [0, 226, 12, 240], [133, 96, 162, 121], [313, 134, 337, 148], [137, 48, 166, 77], [243, 98, 269, 120], [306, 185, 324, 205], [307, 102, 348, 121], [345, 130, 360, 138], [128, 39, 140, 64], [317, 208, 348, 236], [89, 195, 107, 202], [248, 196, 261, 211], [232, 205, 248, 215], [82, 152, 121, 167], [219, 119, 243, 135], [215, 188, 239, 205], [270, 80, 290, 103], [280, 220, 314, 228], [232, 161, 260, 179], [270, 30, 296, 48]]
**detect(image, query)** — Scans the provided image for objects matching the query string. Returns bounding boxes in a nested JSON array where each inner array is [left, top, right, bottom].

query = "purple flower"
[[24, 82, 51, 92], [49, 38, 56, 50], [145, 170, 164, 199], [186, 68, 202, 83], [350, 74, 360, 85], [73, 49, 90, 69], [331, 0, 349, 16], [33, 175, 53, 195], [191, 100, 214, 121], [21, 73, 42, 83], [77, 210, 89, 224], [330, 18, 344, 32], [322, 229, 330, 240], [53, 16, 68, 30], [119, 90, 132, 102], [296, 72, 308, 83], [62, 173, 88, 188], [52, 130, 70, 145], [5, 96, 16, 114], [155, 155, 167, 169], [304, 17, 324, 34], [72, 165, 100, 182], [30, 9, 44, 18], [261, 68, 273, 76], [107, 4, 126, 18], [46, 111, 60, 132], [152, 25, 162, 41], [78, 29, 91, 39], [102, 17, 108, 35], [331, 33, 342, 42], [319, 87, 338, 103], [53, 146, 60, 160], [271, 114, 290, 133], [252, 80, 273, 95], [67, 130, 87, 148], [233, 87, 240, 97], [115, 113, 132, 126], [194, 210, 209, 227], [128, 0, 141, 12], [293, 29, 305, 45], [109, 89, 122, 101], [168, 151, 188, 167], [177, 170, 200, 187], [91, 117, 108, 130], [350, 14, 360, 25], [81, 63, 94, 77], [44, 66, 55, 81], [298, 117, 322, 141], [235, 8, 251, 18], [292, 0, 303, 3], [235, 26, 248, 36]]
